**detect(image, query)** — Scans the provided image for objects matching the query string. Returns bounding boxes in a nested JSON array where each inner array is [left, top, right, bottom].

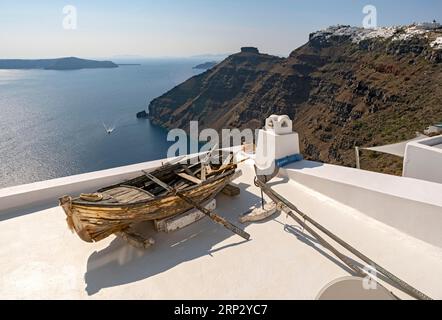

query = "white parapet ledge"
[[403, 135, 442, 184], [283, 160, 442, 207], [0, 146, 244, 215], [0, 158, 167, 214], [280, 160, 442, 247]]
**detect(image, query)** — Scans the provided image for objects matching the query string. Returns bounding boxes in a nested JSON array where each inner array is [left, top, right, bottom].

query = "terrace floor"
[[1, 161, 442, 299]]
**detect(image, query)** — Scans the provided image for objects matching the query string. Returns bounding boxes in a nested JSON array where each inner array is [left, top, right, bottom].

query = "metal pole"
[[255, 178, 433, 300], [355, 146, 361, 169]]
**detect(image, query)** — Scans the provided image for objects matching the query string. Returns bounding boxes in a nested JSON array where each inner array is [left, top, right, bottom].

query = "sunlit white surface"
[[1, 160, 442, 300]]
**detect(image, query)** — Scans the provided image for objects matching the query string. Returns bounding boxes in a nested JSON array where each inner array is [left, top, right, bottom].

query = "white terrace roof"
[[1, 158, 442, 299], [361, 134, 428, 158]]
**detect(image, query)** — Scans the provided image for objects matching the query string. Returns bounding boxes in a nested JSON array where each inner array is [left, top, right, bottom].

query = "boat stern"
[[59, 195, 94, 243]]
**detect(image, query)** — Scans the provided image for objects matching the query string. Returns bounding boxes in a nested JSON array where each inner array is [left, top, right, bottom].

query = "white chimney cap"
[[265, 115, 293, 135]]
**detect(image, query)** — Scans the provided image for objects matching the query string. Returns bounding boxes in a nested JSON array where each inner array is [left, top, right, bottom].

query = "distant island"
[[193, 61, 218, 70], [0, 57, 118, 70]]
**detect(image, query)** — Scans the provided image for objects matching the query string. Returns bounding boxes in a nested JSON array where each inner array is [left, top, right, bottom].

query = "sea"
[[0, 59, 205, 188]]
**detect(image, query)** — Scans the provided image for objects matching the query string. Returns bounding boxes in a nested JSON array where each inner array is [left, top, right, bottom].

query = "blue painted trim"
[[275, 154, 304, 168]]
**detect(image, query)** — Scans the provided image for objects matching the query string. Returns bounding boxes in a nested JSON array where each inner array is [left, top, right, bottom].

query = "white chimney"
[[255, 115, 301, 176]]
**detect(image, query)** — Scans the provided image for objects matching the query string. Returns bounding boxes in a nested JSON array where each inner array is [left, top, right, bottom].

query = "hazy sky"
[[1, 0, 441, 59]]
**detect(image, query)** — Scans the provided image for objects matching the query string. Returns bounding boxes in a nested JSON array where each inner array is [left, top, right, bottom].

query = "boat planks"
[[60, 170, 235, 243]]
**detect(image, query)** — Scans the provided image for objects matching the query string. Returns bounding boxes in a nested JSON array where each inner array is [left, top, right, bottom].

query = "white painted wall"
[[403, 135, 442, 184], [255, 115, 300, 174], [281, 160, 442, 248], [0, 159, 166, 214], [0, 147, 243, 214]]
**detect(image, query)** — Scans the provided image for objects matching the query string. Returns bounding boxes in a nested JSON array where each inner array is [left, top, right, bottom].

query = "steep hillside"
[[149, 47, 283, 129], [148, 25, 442, 175]]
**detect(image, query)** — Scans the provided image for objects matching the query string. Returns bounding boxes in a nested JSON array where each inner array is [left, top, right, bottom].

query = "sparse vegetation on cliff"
[[148, 25, 442, 175]]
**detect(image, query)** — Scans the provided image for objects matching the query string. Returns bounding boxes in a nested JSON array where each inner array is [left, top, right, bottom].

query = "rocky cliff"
[[149, 25, 442, 175]]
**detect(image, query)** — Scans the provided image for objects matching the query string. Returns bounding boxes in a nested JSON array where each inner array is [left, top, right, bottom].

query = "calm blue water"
[[0, 60, 204, 187]]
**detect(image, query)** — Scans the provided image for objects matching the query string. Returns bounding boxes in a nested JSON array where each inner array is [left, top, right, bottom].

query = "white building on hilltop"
[[424, 124, 442, 135], [416, 21, 441, 30]]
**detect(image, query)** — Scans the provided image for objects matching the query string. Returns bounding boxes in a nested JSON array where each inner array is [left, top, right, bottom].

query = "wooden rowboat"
[[59, 151, 247, 247]]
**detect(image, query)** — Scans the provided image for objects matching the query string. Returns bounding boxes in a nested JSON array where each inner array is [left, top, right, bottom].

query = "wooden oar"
[[143, 171, 250, 241]]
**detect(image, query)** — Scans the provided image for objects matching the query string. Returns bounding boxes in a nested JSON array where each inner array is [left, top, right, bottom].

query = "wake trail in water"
[[101, 112, 147, 134]]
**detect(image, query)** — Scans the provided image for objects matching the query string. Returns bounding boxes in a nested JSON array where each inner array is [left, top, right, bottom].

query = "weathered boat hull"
[[60, 169, 236, 243]]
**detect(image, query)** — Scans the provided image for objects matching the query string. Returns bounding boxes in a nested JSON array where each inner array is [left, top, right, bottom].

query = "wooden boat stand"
[[142, 171, 250, 241]]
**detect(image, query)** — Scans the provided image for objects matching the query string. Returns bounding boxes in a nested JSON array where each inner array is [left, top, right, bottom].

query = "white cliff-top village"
[[310, 22, 442, 48]]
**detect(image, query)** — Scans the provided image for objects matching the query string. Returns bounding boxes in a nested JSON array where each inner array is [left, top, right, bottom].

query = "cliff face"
[[193, 61, 219, 70], [149, 25, 442, 175], [149, 47, 283, 130]]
